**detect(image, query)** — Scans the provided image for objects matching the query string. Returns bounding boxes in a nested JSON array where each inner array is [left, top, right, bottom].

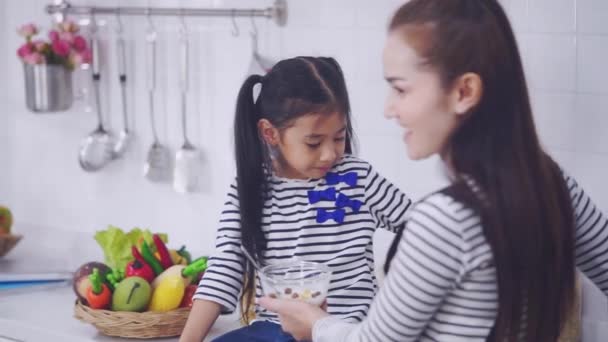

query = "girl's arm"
[[179, 299, 221, 342], [364, 163, 412, 233], [182, 183, 246, 340]]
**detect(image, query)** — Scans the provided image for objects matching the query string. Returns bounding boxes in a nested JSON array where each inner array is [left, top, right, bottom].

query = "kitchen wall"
[[0, 0, 9, 202], [502, 0, 608, 212], [1, 0, 606, 258]]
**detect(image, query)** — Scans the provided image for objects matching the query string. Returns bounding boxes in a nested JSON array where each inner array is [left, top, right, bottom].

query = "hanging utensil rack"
[[46, 0, 288, 27]]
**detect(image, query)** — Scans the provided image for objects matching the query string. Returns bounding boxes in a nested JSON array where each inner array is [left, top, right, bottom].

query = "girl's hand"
[[258, 296, 330, 341]]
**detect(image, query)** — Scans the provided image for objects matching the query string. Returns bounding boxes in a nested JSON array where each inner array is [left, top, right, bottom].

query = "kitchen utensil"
[[173, 18, 203, 193], [143, 14, 172, 183], [247, 15, 275, 76], [78, 19, 115, 172], [112, 12, 133, 158]]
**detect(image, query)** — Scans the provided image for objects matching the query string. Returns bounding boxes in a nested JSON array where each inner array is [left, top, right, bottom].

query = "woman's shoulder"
[[414, 188, 474, 219], [408, 186, 480, 240]]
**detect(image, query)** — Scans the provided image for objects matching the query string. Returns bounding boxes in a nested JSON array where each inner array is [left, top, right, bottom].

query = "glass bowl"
[[259, 260, 331, 306]]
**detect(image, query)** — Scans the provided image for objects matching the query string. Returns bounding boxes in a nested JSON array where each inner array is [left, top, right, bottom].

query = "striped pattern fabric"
[[313, 173, 608, 341], [194, 155, 412, 323]]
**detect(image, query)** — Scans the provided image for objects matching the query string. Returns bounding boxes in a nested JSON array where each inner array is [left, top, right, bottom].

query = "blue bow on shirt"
[[336, 193, 362, 213], [325, 172, 358, 187], [308, 187, 337, 204], [316, 208, 346, 224]]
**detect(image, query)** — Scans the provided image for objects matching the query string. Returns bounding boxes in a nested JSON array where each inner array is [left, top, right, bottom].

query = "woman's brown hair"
[[385, 1, 576, 340]]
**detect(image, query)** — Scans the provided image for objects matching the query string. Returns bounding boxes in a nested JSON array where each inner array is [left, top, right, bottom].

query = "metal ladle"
[[78, 15, 115, 172], [112, 10, 133, 158]]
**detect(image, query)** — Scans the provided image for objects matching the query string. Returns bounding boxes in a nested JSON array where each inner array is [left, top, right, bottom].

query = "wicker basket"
[[0, 234, 22, 258], [74, 301, 191, 339]]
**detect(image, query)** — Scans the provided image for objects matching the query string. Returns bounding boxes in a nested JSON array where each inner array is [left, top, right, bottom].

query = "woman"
[[259, 0, 608, 341]]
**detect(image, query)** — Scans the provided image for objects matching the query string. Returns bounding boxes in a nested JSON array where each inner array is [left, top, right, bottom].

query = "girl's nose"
[[320, 145, 337, 163]]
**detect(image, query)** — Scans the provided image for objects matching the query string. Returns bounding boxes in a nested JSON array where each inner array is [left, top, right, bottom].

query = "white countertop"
[[0, 223, 241, 341], [4, 224, 608, 341], [0, 285, 241, 342]]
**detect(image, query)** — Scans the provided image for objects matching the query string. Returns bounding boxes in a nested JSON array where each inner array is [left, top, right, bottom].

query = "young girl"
[[260, 1, 608, 342], [179, 56, 412, 342]]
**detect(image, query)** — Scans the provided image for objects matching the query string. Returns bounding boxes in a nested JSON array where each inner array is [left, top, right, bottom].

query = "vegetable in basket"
[[151, 257, 208, 289], [153, 234, 173, 269], [141, 240, 164, 275], [148, 274, 185, 312], [94, 226, 167, 272], [86, 268, 111, 309], [176, 245, 192, 264], [125, 260, 155, 283], [105, 268, 125, 291], [111, 276, 152, 312]]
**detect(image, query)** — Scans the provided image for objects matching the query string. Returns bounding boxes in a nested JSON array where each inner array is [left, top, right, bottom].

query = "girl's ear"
[[450, 72, 483, 116], [258, 119, 280, 145]]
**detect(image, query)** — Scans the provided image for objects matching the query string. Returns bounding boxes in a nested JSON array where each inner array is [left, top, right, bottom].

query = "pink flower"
[[49, 30, 59, 42], [31, 40, 48, 53], [59, 31, 74, 44], [17, 43, 33, 58], [68, 52, 82, 67], [23, 52, 45, 65], [80, 49, 92, 64], [59, 20, 79, 33], [72, 35, 87, 52], [51, 39, 70, 57], [69, 49, 92, 68], [17, 23, 38, 39]]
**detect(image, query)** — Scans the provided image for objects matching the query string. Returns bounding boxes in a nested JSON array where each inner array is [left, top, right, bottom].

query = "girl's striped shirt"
[[194, 154, 412, 323]]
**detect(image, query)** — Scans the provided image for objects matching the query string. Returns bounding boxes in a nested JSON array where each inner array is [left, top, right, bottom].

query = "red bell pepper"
[[86, 268, 111, 309], [153, 234, 173, 269], [125, 259, 155, 283], [180, 285, 197, 308]]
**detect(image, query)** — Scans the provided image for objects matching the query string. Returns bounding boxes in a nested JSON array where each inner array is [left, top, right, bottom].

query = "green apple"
[[0, 206, 13, 235], [112, 277, 152, 312]]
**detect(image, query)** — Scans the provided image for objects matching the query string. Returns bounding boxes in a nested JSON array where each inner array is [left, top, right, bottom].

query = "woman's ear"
[[258, 119, 280, 145], [450, 72, 483, 116]]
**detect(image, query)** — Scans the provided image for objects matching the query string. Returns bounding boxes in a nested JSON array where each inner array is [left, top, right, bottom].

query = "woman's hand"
[[258, 297, 330, 341]]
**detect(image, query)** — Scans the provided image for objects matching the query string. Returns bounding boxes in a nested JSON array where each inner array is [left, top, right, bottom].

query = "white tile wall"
[[1, 0, 607, 259], [502, 0, 529, 32], [576, 95, 608, 155], [502, 0, 608, 212], [578, 0, 608, 34], [531, 92, 577, 151], [528, 0, 575, 33], [578, 35, 608, 94], [577, 153, 608, 212], [522, 34, 577, 91], [0, 0, 425, 257], [0, 0, 11, 202]]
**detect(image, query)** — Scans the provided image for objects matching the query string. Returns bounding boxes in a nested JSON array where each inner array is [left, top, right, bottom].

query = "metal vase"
[[23, 63, 73, 113]]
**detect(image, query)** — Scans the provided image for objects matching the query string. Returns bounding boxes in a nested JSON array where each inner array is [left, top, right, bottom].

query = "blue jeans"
[[211, 321, 300, 342]]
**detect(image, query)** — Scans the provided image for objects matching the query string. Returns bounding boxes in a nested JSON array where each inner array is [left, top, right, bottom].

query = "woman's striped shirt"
[[313, 173, 608, 341]]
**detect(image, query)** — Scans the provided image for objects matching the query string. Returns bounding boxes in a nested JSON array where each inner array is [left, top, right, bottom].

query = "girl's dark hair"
[[234, 57, 355, 323], [384, 1, 575, 341]]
